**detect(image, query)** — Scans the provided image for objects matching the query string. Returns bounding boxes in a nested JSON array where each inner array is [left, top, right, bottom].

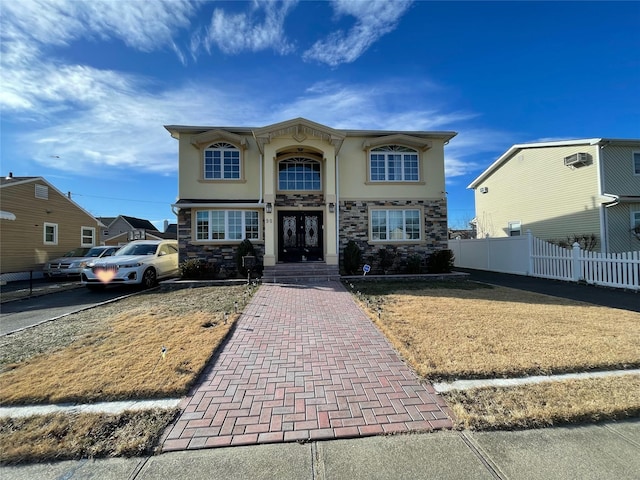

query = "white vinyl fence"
[[449, 231, 640, 291]]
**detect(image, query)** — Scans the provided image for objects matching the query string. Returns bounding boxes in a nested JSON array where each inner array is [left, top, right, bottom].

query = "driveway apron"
[[162, 282, 453, 451]]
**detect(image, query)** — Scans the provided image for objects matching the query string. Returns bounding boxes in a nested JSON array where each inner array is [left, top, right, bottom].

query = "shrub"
[[378, 247, 397, 274], [343, 240, 362, 275], [236, 239, 256, 277], [179, 258, 220, 279], [426, 249, 454, 274], [406, 254, 423, 274]]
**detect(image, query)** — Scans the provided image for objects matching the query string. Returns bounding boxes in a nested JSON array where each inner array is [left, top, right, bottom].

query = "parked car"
[[44, 246, 119, 279], [81, 240, 179, 290]]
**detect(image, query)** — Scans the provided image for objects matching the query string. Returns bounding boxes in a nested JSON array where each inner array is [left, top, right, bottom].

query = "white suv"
[[81, 240, 179, 290]]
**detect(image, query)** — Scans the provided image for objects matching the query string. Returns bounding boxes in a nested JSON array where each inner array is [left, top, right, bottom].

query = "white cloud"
[[204, 0, 297, 55], [303, 0, 413, 66]]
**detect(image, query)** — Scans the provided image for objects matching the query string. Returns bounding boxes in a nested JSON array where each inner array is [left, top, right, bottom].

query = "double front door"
[[278, 211, 323, 262]]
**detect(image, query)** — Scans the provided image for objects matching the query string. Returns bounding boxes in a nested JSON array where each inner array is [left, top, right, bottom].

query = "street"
[[0, 283, 140, 335]]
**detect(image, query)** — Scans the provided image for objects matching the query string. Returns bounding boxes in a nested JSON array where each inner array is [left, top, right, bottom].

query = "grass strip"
[[0, 285, 256, 405], [0, 408, 178, 465], [348, 281, 640, 380], [443, 374, 640, 430]]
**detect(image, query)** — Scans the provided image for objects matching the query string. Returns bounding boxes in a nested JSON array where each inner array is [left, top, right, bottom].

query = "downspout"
[[259, 154, 263, 205], [595, 140, 608, 253], [335, 155, 340, 258]]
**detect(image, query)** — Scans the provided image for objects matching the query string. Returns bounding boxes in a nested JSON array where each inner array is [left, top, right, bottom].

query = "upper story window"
[[370, 145, 419, 182], [633, 152, 640, 175], [508, 221, 522, 237], [278, 158, 321, 191], [204, 142, 240, 180]]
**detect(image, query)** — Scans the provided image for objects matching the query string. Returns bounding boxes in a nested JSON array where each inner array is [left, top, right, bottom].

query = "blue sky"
[[1, 0, 639, 231]]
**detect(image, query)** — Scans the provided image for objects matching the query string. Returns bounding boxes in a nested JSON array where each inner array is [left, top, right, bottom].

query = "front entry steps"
[[262, 263, 340, 284]]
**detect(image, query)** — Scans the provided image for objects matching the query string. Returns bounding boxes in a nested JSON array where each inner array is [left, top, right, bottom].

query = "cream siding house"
[[468, 139, 640, 253], [166, 118, 456, 275], [0, 175, 103, 281]]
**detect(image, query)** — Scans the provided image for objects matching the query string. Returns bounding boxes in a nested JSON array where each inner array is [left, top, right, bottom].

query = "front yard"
[[1, 279, 638, 463], [348, 280, 640, 430]]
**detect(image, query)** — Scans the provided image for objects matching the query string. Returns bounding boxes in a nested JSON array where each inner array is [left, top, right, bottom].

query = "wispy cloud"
[[203, 0, 297, 55], [303, 0, 414, 66]]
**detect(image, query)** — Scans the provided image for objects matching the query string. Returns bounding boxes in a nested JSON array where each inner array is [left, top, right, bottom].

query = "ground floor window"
[[81, 227, 95, 246], [44, 222, 58, 245], [508, 221, 521, 236], [196, 210, 259, 241], [370, 209, 421, 241]]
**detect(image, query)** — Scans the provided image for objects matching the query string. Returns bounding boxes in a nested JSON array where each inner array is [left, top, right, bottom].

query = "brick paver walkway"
[[162, 282, 453, 451]]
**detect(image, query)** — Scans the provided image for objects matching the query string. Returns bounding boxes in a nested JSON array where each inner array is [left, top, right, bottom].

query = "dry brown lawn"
[[350, 281, 640, 380], [0, 409, 177, 465], [444, 374, 640, 430], [0, 285, 256, 405]]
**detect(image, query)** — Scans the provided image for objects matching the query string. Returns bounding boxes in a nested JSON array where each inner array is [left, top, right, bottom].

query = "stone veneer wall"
[[275, 193, 325, 208], [177, 209, 265, 278], [338, 199, 448, 275]]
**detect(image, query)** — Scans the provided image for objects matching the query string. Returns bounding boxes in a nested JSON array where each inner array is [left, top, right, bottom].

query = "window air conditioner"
[[564, 152, 591, 167]]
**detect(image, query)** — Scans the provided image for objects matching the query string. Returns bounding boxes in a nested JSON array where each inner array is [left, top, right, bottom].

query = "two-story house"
[[166, 117, 456, 275], [468, 138, 640, 253], [0, 174, 103, 281]]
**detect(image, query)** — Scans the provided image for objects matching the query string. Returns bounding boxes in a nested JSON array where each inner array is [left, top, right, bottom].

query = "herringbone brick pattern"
[[162, 282, 453, 451]]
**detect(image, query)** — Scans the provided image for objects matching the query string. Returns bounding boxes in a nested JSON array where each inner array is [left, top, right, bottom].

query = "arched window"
[[204, 142, 240, 180], [278, 158, 321, 191], [370, 145, 419, 182]]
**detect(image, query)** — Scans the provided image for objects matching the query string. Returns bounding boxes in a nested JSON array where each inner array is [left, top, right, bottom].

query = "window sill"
[[365, 181, 425, 186], [193, 239, 263, 245], [367, 239, 424, 246], [198, 179, 247, 184]]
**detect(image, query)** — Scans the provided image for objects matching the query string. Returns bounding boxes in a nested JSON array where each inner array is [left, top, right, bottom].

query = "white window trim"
[[631, 211, 640, 228], [369, 146, 420, 182], [508, 221, 522, 237], [81, 226, 96, 247], [369, 208, 422, 243], [633, 151, 640, 176], [195, 210, 260, 242], [203, 142, 242, 181], [44, 222, 58, 245]]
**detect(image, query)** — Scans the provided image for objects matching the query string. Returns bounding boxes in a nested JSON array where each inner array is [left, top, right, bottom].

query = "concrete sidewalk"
[[2, 420, 638, 479]]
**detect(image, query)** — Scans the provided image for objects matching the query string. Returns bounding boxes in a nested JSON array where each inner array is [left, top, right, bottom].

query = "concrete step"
[[262, 263, 340, 284]]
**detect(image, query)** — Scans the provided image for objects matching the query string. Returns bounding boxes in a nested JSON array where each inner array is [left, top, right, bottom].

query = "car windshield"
[[86, 247, 107, 257], [116, 243, 158, 256], [64, 248, 91, 257]]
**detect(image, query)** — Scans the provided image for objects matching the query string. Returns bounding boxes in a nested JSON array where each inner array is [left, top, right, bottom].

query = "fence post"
[[572, 242, 581, 282], [526, 229, 533, 276]]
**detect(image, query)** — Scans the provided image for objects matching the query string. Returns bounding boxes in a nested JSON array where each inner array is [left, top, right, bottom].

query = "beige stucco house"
[[166, 118, 456, 275], [0, 174, 103, 281], [468, 138, 640, 253]]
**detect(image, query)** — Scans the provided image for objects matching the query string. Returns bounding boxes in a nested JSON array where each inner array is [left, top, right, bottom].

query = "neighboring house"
[[99, 215, 161, 246], [165, 117, 455, 274], [0, 174, 103, 281], [468, 139, 640, 253]]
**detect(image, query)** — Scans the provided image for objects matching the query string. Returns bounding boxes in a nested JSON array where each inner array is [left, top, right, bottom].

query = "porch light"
[[329, 203, 335, 213], [266, 203, 273, 214]]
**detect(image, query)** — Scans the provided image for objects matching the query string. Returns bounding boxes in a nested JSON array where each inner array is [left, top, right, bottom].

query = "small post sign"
[[363, 264, 371, 276]]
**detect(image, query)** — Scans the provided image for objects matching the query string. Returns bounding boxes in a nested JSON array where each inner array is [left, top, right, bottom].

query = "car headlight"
[[119, 262, 142, 268]]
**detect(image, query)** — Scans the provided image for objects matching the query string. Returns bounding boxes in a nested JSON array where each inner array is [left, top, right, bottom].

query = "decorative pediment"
[[252, 118, 346, 154], [190, 129, 248, 150], [362, 134, 433, 152]]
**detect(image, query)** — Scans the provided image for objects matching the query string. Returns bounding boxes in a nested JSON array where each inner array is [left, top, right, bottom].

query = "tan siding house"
[[0, 175, 103, 280], [469, 139, 640, 253], [166, 118, 456, 275]]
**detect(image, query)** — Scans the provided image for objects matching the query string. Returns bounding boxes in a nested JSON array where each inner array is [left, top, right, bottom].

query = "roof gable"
[[252, 117, 346, 154]]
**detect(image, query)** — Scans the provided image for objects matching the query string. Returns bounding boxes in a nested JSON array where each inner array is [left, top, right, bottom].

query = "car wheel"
[[142, 268, 157, 289], [87, 284, 105, 291]]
